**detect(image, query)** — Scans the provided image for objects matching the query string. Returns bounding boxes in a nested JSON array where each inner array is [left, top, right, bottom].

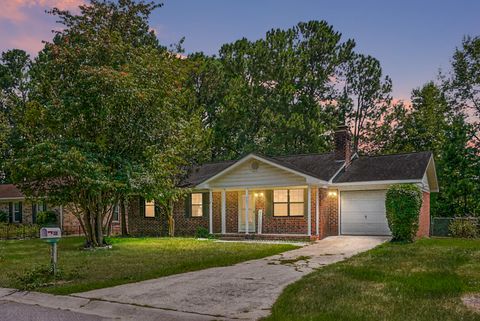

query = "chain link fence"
[[430, 217, 479, 237]]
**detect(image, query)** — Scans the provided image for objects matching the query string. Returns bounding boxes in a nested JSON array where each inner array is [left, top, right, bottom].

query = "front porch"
[[202, 186, 338, 240]]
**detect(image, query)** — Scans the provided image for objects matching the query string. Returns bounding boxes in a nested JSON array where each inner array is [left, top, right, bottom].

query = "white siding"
[[206, 160, 307, 189], [422, 172, 430, 191]]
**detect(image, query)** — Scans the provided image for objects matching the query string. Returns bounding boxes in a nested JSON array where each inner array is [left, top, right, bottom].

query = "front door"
[[239, 192, 256, 233]]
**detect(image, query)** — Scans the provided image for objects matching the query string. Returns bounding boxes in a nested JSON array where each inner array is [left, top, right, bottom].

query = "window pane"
[[192, 193, 203, 205], [113, 205, 119, 221], [192, 204, 203, 217], [273, 190, 288, 202], [289, 203, 304, 216], [289, 189, 304, 202], [274, 203, 288, 216], [145, 201, 155, 217]]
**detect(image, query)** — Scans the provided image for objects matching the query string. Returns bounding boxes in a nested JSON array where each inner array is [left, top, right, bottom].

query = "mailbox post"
[[40, 227, 61, 275]]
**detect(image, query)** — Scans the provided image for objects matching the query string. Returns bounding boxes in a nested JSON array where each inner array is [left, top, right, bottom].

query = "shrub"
[[449, 218, 478, 238], [0, 210, 7, 223], [385, 184, 423, 242], [36, 210, 58, 226], [195, 226, 210, 238]]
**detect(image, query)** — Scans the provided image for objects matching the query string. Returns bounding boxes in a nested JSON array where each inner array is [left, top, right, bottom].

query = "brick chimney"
[[334, 125, 352, 166]]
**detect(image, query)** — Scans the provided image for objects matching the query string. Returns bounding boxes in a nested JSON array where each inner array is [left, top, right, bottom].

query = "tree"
[[0, 49, 31, 182], [192, 21, 355, 160], [342, 53, 392, 153], [373, 82, 449, 155], [10, 0, 203, 247], [433, 116, 479, 216]]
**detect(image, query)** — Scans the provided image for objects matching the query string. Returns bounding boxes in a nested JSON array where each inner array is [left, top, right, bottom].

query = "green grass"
[[265, 238, 480, 321], [0, 236, 298, 295]]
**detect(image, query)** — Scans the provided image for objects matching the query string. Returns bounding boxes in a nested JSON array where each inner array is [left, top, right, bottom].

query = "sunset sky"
[[0, 0, 479, 100]]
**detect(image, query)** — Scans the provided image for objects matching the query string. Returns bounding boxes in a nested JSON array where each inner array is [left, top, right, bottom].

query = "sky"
[[0, 0, 479, 100]]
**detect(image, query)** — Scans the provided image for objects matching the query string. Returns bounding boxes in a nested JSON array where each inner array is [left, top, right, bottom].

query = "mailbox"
[[40, 227, 61, 242]]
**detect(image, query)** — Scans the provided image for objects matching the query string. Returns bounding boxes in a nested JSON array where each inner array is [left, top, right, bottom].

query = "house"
[[0, 184, 123, 236], [127, 126, 438, 240]]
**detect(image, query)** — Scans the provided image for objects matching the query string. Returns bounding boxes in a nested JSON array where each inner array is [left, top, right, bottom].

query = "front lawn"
[[265, 238, 480, 321], [0, 237, 297, 295]]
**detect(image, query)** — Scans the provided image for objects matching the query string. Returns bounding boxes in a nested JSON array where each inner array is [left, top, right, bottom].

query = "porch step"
[[216, 233, 313, 242]]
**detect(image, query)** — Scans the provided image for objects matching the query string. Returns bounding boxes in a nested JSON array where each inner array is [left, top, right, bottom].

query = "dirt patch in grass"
[[462, 294, 480, 313], [278, 255, 311, 265]]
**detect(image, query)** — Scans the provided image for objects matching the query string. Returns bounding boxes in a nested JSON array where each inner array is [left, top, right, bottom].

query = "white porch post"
[[315, 187, 319, 237], [221, 190, 226, 234], [209, 190, 213, 234], [307, 185, 312, 236], [245, 189, 249, 234]]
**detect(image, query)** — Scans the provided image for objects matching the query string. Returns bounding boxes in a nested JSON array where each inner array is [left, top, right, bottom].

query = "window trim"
[[112, 204, 120, 222], [273, 189, 304, 217], [12, 202, 22, 223], [191, 193, 203, 218]]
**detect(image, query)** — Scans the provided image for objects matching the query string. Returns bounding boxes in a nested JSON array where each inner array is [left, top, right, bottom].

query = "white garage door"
[[340, 190, 391, 236]]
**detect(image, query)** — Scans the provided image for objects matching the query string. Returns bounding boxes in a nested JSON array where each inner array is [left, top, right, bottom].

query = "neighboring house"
[[127, 126, 438, 240], [0, 184, 123, 236]]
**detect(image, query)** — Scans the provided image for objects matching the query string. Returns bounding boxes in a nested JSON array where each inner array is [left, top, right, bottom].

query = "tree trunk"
[[120, 197, 128, 236]]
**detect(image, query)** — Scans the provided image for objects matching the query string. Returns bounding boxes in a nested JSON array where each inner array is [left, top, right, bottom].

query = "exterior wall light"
[[328, 190, 337, 197]]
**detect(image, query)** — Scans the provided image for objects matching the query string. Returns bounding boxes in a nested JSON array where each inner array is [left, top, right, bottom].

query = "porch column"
[[245, 189, 249, 234], [307, 185, 312, 236], [209, 190, 213, 234], [315, 187, 319, 237], [221, 190, 226, 234]]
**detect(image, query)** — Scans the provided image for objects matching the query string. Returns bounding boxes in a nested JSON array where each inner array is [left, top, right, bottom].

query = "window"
[[112, 204, 119, 222], [191, 193, 203, 217], [36, 202, 47, 213], [12, 202, 22, 222], [145, 200, 155, 218], [273, 189, 304, 217]]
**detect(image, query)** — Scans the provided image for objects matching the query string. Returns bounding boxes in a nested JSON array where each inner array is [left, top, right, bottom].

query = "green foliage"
[[36, 210, 58, 226], [385, 184, 422, 242], [0, 210, 7, 223], [8, 0, 206, 247], [0, 223, 39, 239], [195, 226, 210, 238], [449, 218, 478, 238]]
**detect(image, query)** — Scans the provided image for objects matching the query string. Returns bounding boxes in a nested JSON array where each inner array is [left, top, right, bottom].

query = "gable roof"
[[333, 151, 433, 183], [182, 150, 438, 191], [0, 184, 24, 200]]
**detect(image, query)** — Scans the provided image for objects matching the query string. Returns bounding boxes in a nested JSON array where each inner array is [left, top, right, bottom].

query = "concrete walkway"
[[0, 236, 387, 321], [74, 236, 388, 320]]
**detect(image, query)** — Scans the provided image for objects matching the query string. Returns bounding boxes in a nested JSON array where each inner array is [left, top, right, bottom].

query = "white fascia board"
[[195, 153, 329, 189], [331, 179, 421, 187], [0, 197, 25, 201]]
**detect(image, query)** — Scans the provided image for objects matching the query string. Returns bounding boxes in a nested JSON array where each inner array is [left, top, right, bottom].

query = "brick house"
[[0, 184, 123, 236], [128, 126, 438, 240]]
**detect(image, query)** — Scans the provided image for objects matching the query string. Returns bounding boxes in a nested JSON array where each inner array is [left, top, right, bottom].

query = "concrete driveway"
[[73, 236, 388, 320]]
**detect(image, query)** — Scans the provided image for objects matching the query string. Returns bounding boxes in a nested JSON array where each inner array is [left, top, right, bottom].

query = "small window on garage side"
[[145, 200, 155, 218], [191, 193, 203, 217]]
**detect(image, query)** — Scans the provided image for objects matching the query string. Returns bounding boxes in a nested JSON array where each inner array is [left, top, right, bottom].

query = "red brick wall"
[[225, 191, 239, 233], [417, 192, 430, 238], [318, 188, 339, 239]]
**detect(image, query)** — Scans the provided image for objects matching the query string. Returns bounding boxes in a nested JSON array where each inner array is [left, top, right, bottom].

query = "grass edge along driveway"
[[0, 237, 298, 295], [264, 238, 480, 321]]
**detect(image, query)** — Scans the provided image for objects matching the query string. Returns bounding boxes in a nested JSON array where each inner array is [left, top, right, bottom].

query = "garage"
[[340, 190, 391, 236]]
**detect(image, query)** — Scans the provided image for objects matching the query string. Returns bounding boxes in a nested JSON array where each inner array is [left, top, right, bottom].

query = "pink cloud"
[[0, 0, 84, 22]]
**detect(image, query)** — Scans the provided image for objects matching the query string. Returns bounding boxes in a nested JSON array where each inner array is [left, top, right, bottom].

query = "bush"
[[36, 210, 58, 226], [386, 184, 423, 242], [449, 218, 478, 238], [0, 210, 7, 223], [195, 226, 210, 238]]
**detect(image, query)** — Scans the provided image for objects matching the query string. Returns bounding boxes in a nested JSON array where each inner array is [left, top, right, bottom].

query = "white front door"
[[239, 192, 256, 233], [340, 190, 391, 236]]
